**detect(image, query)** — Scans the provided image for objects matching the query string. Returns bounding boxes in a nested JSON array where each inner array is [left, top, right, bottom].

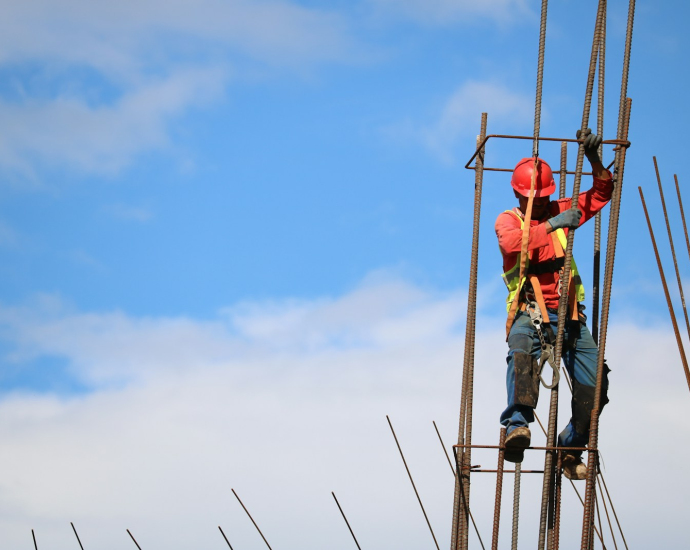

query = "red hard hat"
[[511, 157, 555, 197]]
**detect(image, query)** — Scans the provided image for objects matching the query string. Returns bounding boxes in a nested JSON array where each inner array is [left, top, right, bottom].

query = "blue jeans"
[[500, 309, 599, 449]]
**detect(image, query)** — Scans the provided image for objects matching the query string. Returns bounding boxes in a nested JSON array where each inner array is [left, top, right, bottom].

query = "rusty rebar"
[[511, 462, 521, 550], [654, 157, 690, 342], [551, 453, 563, 550], [218, 526, 234, 549], [638, 187, 690, 389], [387, 416, 440, 550], [32, 529, 38, 550], [232, 488, 274, 550], [559, 142, 567, 199], [594, 487, 606, 550], [71, 522, 85, 550], [491, 428, 507, 550], [451, 113, 487, 550], [599, 471, 630, 550], [532, 0, 549, 158], [332, 492, 362, 550], [675, 175, 690, 266], [540, 2, 607, 547], [127, 529, 142, 550], [597, 476, 618, 550]]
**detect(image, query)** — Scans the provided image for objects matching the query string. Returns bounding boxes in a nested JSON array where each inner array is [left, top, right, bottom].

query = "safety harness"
[[502, 208, 585, 388]]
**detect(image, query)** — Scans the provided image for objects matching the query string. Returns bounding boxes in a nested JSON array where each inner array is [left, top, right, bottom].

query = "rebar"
[[594, 488, 606, 550], [232, 488, 274, 550], [218, 526, 235, 549], [654, 157, 690, 341], [597, 476, 618, 550], [551, 454, 563, 550], [332, 492, 362, 550], [540, 2, 607, 547], [451, 113, 487, 550], [675, 175, 690, 265], [71, 522, 85, 550], [638, 187, 690, 390], [32, 529, 38, 550], [387, 416, 440, 550], [582, 94, 633, 549], [532, 0, 549, 158], [491, 428, 506, 550], [511, 463, 521, 550], [127, 529, 142, 550], [599, 471, 630, 550], [559, 142, 567, 199]]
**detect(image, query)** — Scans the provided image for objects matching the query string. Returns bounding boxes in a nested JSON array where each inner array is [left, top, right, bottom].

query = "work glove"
[[576, 128, 602, 164], [549, 208, 582, 231]]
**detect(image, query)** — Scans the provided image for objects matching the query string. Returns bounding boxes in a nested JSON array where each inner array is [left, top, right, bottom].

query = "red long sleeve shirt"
[[495, 173, 614, 309]]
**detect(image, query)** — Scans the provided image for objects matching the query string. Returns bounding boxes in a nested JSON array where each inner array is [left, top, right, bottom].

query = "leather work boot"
[[504, 427, 531, 464], [562, 452, 587, 480]]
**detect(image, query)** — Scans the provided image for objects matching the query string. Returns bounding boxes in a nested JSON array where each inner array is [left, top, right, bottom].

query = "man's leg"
[[500, 311, 541, 461]]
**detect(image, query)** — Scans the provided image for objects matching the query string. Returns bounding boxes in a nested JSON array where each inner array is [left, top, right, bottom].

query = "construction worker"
[[495, 129, 611, 479]]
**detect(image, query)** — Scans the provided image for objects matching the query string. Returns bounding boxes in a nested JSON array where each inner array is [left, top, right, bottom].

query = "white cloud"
[[422, 80, 533, 163], [0, 0, 359, 176], [0, 277, 686, 548], [368, 0, 532, 26]]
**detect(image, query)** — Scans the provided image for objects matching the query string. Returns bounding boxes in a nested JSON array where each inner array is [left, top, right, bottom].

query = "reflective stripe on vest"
[[501, 209, 585, 312]]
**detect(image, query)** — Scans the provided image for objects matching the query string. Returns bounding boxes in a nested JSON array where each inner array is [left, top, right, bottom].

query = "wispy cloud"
[[368, 0, 532, 26], [0, 0, 359, 176], [425, 80, 533, 162], [0, 276, 685, 548]]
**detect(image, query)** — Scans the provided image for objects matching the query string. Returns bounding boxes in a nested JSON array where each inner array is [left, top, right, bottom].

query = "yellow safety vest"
[[501, 209, 585, 312]]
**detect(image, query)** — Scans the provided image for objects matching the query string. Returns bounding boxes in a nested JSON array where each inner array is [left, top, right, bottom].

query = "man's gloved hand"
[[548, 208, 582, 231], [576, 128, 602, 164]]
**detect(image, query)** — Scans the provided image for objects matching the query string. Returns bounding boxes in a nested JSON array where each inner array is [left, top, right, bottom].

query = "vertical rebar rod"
[[387, 416, 440, 550], [32, 529, 38, 550], [70, 522, 85, 550], [594, 488, 606, 550], [550, 454, 563, 550], [674, 175, 690, 264], [582, 95, 633, 549], [599, 471, 630, 550], [540, 3, 606, 548], [638, 187, 690, 390], [596, 476, 618, 550], [559, 142, 567, 199], [532, 0, 549, 158], [332, 492, 363, 550], [435, 422, 486, 550], [511, 463, 521, 550], [491, 428, 507, 550], [592, 5, 607, 344], [653, 157, 690, 341], [127, 529, 143, 550], [232, 488, 274, 550], [451, 113, 487, 550], [218, 526, 235, 549]]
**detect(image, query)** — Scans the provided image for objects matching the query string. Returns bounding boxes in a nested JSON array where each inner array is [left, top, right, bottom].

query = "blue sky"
[[0, 0, 688, 548]]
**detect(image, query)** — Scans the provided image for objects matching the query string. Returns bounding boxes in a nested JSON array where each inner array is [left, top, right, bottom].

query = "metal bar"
[[551, 453, 563, 550], [541, 3, 607, 547], [472, 469, 544, 474], [582, 94, 633, 548], [218, 526, 235, 549], [127, 529, 143, 550], [332, 492, 363, 550], [654, 157, 690, 341], [71, 522, 85, 550], [532, 0, 549, 158], [599, 471, 630, 550], [491, 428, 507, 550], [464, 135, 629, 171], [511, 463, 521, 550], [387, 416, 440, 550], [559, 142, 568, 199], [451, 114, 487, 550], [454, 444, 590, 452], [674, 175, 690, 266], [435, 422, 486, 550], [32, 529, 38, 550], [232, 488, 274, 550], [594, 486, 607, 550], [638, 186, 690, 390], [597, 476, 618, 550]]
